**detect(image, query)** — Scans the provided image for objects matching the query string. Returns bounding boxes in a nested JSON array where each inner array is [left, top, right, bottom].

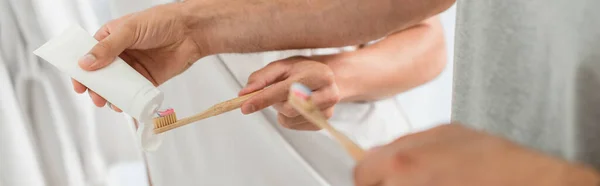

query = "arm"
[[181, 0, 455, 55], [323, 17, 446, 102], [73, 0, 453, 110], [237, 17, 446, 129]]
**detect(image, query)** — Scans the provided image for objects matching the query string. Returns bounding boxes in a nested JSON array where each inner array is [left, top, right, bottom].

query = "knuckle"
[[317, 91, 340, 109], [266, 60, 286, 69], [247, 72, 268, 88], [324, 109, 335, 118], [326, 93, 341, 106], [251, 98, 266, 110], [389, 151, 418, 174], [248, 71, 261, 82], [321, 70, 336, 84], [94, 41, 113, 57], [122, 23, 138, 43], [332, 94, 341, 104], [93, 29, 109, 41], [117, 20, 136, 34], [266, 60, 280, 67], [121, 21, 137, 32]]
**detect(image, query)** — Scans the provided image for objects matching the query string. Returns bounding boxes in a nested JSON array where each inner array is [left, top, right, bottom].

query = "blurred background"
[[0, 0, 456, 185]]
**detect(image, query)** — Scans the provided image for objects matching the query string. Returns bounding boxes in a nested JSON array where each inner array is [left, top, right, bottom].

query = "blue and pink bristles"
[[291, 83, 312, 100]]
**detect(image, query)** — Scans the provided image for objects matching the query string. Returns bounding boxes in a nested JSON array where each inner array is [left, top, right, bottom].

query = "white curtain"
[[1, 0, 148, 185]]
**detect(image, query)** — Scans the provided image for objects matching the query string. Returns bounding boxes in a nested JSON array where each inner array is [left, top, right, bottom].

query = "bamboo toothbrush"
[[153, 90, 263, 134], [287, 83, 366, 161]]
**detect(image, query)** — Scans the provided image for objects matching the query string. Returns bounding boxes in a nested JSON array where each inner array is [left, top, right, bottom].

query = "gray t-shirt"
[[453, 0, 600, 170]]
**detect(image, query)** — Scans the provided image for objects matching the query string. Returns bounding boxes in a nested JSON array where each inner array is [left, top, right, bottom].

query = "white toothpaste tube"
[[33, 25, 164, 151]]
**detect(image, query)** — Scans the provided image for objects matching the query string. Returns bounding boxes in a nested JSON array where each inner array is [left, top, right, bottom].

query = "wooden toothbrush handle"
[[208, 90, 263, 114], [307, 106, 366, 161], [154, 90, 263, 134], [182, 90, 263, 123], [289, 96, 366, 161]]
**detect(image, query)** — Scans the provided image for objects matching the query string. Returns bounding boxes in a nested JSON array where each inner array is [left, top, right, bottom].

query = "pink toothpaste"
[[157, 108, 175, 117]]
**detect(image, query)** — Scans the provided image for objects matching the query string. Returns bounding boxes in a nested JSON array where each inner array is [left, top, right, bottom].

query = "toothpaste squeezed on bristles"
[[157, 108, 175, 117], [291, 83, 312, 100]]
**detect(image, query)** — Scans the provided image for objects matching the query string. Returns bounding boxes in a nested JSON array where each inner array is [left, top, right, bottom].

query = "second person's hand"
[[354, 124, 600, 186], [238, 56, 341, 130], [72, 3, 207, 111]]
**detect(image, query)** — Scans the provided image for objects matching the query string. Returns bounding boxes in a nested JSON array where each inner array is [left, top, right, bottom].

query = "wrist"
[[178, 1, 225, 56], [179, 0, 283, 55], [315, 54, 362, 102]]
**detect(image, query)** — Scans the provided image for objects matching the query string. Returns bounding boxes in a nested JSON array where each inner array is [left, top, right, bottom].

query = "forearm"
[[179, 0, 455, 55], [324, 17, 446, 102]]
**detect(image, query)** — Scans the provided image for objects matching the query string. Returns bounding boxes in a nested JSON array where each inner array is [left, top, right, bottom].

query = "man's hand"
[[72, 0, 455, 112], [72, 3, 205, 111], [354, 124, 600, 186], [239, 57, 340, 130]]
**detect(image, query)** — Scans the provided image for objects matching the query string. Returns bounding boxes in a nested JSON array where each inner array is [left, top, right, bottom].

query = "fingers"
[[94, 25, 111, 41], [241, 76, 338, 115], [310, 85, 341, 109], [239, 61, 292, 113], [274, 85, 340, 117], [290, 123, 321, 131], [74, 78, 122, 112], [239, 62, 290, 96], [241, 82, 290, 114], [277, 113, 310, 127], [277, 113, 321, 131], [75, 78, 121, 112], [79, 24, 135, 71], [88, 90, 107, 107], [278, 107, 334, 131], [88, 89, 123, 112], [273, 103, 299, 117], [72, 78, 87, 93], [72, 18, 131, 113], [107, 102, 123, 112], [240, 56, 336, 115]]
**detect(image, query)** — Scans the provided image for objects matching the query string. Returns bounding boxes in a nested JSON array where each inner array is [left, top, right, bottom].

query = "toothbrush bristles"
[[153, 113, 177, 129], [291, 83, 312, 100]]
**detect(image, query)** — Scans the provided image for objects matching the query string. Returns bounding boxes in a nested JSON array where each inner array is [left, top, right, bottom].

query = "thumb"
[[79, 26, 135, 71]]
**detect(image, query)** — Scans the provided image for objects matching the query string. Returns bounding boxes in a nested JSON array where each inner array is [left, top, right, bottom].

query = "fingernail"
[[79, 54, 96, 68], [242, 104, 256, 115]]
